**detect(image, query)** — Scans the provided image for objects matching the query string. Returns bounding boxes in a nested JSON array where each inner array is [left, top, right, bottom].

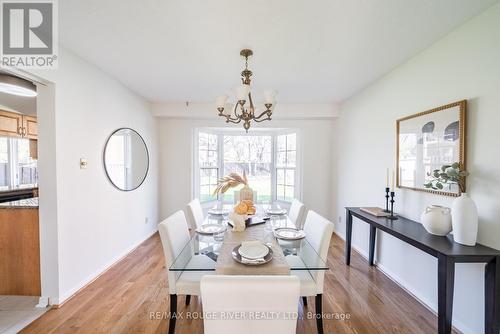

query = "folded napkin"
[[229, 212, 247, 232]]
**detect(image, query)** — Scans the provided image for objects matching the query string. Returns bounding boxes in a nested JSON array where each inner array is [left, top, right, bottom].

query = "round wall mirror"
[[103, 128, 149, 191]]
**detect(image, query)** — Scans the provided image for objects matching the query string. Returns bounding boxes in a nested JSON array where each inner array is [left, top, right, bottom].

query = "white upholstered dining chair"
[[201, 275, 300, 334], [288, 199, 306, 228], [286, 210, 334, 334], [186, 198, 204, 230], [158, 210, 214, 334]]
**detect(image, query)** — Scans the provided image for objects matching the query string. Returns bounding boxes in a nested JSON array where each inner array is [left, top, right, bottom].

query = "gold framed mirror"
[[396, 100, 466, 197]]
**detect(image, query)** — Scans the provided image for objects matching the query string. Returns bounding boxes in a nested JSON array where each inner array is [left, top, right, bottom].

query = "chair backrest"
[[201, 275, 300, 334], [158, 210, 191, 294], [288, 199, 306, 228], [186, 198, 204, 229], [302, 210, 334, 294]]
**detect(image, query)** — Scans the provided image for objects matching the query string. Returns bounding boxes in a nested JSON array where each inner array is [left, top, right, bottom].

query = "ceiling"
[[0, 70, 37, 115], [60, 0, 498, 104]]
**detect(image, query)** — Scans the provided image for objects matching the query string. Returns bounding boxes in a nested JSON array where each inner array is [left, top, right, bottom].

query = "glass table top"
[[169, 212, 329, 273]]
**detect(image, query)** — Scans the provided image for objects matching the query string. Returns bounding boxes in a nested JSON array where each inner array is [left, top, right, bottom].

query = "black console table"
[[345, 207, 500, 334]]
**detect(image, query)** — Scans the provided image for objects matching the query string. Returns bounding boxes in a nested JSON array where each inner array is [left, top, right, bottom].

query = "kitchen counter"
[[0, 197, 39, 209]]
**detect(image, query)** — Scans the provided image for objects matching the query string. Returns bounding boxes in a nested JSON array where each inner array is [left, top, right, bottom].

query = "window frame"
[[275, 132, 299, 202], [193, 128, 301, 206], [193, 129, 221, 203]]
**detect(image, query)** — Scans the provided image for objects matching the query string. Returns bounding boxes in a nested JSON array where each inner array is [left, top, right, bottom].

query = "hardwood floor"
[[21, 233, 456, 334]]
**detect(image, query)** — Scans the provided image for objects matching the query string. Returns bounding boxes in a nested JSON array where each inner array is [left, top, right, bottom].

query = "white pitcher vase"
[[239, 184, 254, 202], [451, 193, 478, 246], [420, 205, 452, 236]]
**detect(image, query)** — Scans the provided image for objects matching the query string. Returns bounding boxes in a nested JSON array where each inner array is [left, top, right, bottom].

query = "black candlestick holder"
[[383, 187, 390, 212], [387, 191, 398, 220]]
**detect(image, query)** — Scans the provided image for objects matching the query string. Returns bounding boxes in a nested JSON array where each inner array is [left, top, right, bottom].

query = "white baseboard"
[[333, 228, 471, 334], [54, 228, 158, 307]]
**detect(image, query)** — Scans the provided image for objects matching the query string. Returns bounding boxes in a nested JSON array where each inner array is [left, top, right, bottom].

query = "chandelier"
[[215, 49, 277, 132]]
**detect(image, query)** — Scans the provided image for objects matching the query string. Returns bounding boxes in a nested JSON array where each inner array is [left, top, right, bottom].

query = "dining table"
[[169, 205, 329, 279]]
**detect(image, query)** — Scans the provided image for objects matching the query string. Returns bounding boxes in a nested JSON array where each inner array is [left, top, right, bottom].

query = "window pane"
[[199, 150, 208, 166], [208, 184, 218, 196], [223, 135, 272, 202], [277, 135, 286, 151], [285, 186, 294, 201], [207, 150, 217, 167], [199, 132, 208, 150], [200, 185, 211, 202], [200, 168, 210, 185], [277, 151, 286, 167], [277, 169, 284, 185], [0, 137, 8, 188], [287, 134, 296, 151], [277, 185, 285, 201], [287, 151, 296, 167], [209, 168, 218, 186], [17, 139, 37, 186], [208, 133, 218, 150], [285, 169, 295, 186]]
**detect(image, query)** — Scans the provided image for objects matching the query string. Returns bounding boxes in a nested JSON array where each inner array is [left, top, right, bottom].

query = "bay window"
[[194, 129, 299, 204]]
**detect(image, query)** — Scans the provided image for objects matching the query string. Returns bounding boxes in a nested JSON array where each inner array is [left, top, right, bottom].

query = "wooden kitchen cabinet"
[[0, 207, 41, 296], [0, 109, 23, 138], [23, 115, 38, 139], [0, 109, 37, 139]]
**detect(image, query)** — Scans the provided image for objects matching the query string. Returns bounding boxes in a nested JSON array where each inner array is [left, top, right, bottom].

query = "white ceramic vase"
[[451, 193, 478, 246], [420, 205, 452, 236], [239, 185, 254, 202]]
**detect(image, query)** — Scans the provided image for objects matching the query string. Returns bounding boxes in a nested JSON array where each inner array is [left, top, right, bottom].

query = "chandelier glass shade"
[[215, 49, 277, 132]]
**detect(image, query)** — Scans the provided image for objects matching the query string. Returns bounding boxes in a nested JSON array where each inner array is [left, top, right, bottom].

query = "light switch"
[[80, 158, 88, 169]]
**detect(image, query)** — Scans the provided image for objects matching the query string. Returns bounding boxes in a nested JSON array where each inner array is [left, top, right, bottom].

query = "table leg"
[[369, 226, 376, 266], [345, 210, 353, 266], [485, 256, 500, 334], [437, 254, 455, 334]]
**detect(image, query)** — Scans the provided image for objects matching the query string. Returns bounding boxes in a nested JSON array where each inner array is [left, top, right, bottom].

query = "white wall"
[[158, 117, 337, 223], [152, 102, 339, 119], [335, 3, 500, 333], [28, 48, 159, 304]]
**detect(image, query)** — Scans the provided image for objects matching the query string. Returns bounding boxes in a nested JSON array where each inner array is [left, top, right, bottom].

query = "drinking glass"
[[213, 221, 227, 242]]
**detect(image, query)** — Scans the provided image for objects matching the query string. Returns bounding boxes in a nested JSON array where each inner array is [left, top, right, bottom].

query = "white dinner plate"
[[196, 224, 226, 235], [238, 242, 269, 260], [265, 208, 287, 215], [274, 227, 306, 240], [208, 208, 229, 215], [232, 245, 273, 266]]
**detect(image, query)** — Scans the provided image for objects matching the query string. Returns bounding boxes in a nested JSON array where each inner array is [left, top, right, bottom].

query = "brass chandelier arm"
[[254, 115, 272, 123], [225, 117, 242, 124], [254, 109, 273, 121], [222, 113, 242, 123], [218, 110, 242, 123]]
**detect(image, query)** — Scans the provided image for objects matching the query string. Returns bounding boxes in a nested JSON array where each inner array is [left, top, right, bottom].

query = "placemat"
[[215, 222, 290, 275]]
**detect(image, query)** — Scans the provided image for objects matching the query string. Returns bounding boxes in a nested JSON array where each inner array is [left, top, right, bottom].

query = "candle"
[[386, 168, 389, 188], [391, 170, 395, 191]]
